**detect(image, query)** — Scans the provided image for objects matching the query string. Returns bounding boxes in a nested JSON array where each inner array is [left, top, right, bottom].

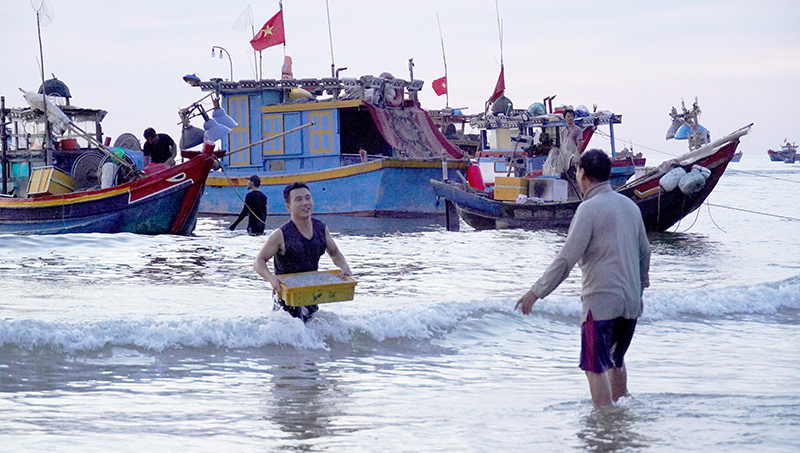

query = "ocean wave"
[[530, 276, 800, 321], [1, 279, 797, 353]]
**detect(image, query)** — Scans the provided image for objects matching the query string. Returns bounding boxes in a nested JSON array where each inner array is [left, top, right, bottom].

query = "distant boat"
[[767, 140, 797, 163], [731, 151, 743, 162], [0, 77, 215, 235], [181, 71, 467, 217]]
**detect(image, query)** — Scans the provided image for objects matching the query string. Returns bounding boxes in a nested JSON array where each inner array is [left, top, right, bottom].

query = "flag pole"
[[249, 8, 259, 80], [496, 0, 504, 69], [281, 0, 285, 65], [486, 0, 504, 113], [437, 14, 449, 108]]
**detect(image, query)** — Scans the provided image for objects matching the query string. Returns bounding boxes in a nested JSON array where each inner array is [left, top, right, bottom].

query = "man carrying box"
[[254, 182, 352, 322]]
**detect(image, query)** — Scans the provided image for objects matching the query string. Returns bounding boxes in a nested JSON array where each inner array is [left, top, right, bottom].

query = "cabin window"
[[262, 114, 283, 155], [309, 112, 333, 154], [228, 96, 250, 166]]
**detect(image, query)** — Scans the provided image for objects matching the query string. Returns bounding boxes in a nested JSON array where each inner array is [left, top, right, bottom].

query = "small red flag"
[[432, 76, 447, 96], [250, 10, 285, 51], [487, 66, 505, 104]]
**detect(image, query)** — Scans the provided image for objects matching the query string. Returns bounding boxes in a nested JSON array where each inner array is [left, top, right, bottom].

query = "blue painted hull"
[[201, 159, 467, 216]]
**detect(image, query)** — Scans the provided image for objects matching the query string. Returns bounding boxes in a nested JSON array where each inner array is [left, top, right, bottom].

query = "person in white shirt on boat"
[[543, 108, 583, 177], [515, 149, 651, 408]]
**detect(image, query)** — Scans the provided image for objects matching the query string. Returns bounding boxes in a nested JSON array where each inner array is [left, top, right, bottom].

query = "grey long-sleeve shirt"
[[531, 181, 651, 322]]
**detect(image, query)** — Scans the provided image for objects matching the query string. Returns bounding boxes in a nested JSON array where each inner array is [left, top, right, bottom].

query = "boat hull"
[[432, 139, 741, 232], [200, 158, 468, 216], [0, 153, 214, 235]]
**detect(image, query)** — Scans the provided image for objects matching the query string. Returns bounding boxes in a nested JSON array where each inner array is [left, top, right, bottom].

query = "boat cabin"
[[184, 74, 463, 178], [1, 78, 142, 197]]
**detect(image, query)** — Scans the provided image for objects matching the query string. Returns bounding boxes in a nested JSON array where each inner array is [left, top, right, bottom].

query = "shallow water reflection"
[[577, 403, 656, 452]]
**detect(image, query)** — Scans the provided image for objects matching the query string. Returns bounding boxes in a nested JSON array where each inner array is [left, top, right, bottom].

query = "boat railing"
[[468, 109, 621, 130], [195, 75, 426, 99]]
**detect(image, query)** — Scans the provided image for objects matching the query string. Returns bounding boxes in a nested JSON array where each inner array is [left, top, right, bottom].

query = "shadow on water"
[[577, 403, 657, 452], [647, 230, 720, 258]]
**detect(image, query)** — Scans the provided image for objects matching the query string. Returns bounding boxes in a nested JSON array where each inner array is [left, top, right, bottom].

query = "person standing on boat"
[[229, 175, 267, 235], [515, 149, 651, 408], [254, 182, 352, 322], [543, 108, 584, 177], [142, 128, 177, 167]]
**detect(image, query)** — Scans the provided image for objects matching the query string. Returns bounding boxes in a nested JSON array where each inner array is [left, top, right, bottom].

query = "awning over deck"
[[366, 103, 464, 159]]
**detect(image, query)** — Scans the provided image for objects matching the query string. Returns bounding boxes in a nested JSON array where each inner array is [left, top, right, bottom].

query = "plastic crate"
[[28, 166, 75, 196], [278, 270, 357, 307]]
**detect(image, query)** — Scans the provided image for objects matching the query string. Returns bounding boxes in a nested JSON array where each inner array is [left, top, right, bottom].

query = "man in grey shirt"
[[515, 149, 651, 408]]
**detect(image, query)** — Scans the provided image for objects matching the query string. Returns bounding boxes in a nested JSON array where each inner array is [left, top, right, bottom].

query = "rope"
[[592, 129, 679, 158], [706, 202, 726, 232], [726, 169, 800, 184], [705, 203, 800, 222], [214, 156, 267, 226]]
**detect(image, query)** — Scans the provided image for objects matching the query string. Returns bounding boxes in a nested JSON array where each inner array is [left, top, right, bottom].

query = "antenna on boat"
[[437, 14, 449, 108], [31, 0, 54, 165], [325, 0, 337, 77]]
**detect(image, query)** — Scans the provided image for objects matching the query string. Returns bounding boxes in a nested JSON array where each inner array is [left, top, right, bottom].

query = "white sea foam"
[[1, 278, 797, 353]]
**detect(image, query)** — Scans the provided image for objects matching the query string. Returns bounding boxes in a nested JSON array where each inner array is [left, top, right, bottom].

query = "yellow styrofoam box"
[[278, 270, 357, 307], [494, 176, 528, 201], [28, 167, 75, 196]]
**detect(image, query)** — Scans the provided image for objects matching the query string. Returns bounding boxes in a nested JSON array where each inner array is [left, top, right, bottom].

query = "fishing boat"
[[180, 65, 468, 217], [0, 78, 215, 235], [731, 151, 743, 162], [430, 98, 645, 191], [432, 100, 751, 232], [767, 140, 797, 163]]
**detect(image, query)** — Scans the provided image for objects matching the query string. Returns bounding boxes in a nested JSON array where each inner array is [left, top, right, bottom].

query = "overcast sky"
[[2, 0, 798, 163]]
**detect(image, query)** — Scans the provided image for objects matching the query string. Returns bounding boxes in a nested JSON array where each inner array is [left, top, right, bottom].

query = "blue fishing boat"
[[767, 140, 797, 163], [180, 71, 467, 217]]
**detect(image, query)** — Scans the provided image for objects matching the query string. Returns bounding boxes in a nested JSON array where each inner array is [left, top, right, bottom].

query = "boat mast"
[[1, 96, 7, 195], [437, 14, 449, 108], [495, 0, 503, 71], [34, 3, 53, 166], [325, 0, 336, 78]]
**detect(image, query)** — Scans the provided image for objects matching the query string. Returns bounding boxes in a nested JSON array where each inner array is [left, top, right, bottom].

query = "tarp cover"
[[365, 103, 464, 159]]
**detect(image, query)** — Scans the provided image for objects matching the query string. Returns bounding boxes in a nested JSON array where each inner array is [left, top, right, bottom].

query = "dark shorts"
[[273, 293, 318, 323], [579, 311, 637, 374]]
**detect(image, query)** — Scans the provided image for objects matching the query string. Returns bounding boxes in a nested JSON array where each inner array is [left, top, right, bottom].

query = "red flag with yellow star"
[[432, 76, 447, 96], [250, 10, 285, 51]]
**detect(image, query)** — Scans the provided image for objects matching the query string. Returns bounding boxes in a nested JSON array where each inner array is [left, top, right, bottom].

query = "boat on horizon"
[[767, 140, 797, 163], [431, 100, 751, 232], [0, 78, 215, 235], [179, 64, 468, 218]]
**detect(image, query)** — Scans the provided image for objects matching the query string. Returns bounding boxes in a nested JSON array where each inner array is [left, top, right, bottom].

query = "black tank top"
[[274, 218, 327, 275]]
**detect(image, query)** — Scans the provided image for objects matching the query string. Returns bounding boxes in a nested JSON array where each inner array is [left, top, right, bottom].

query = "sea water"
[[1, 155, 799, 452]]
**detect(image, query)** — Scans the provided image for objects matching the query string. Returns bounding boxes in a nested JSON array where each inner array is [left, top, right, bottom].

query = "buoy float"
[[466, 163, 486, 191]]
